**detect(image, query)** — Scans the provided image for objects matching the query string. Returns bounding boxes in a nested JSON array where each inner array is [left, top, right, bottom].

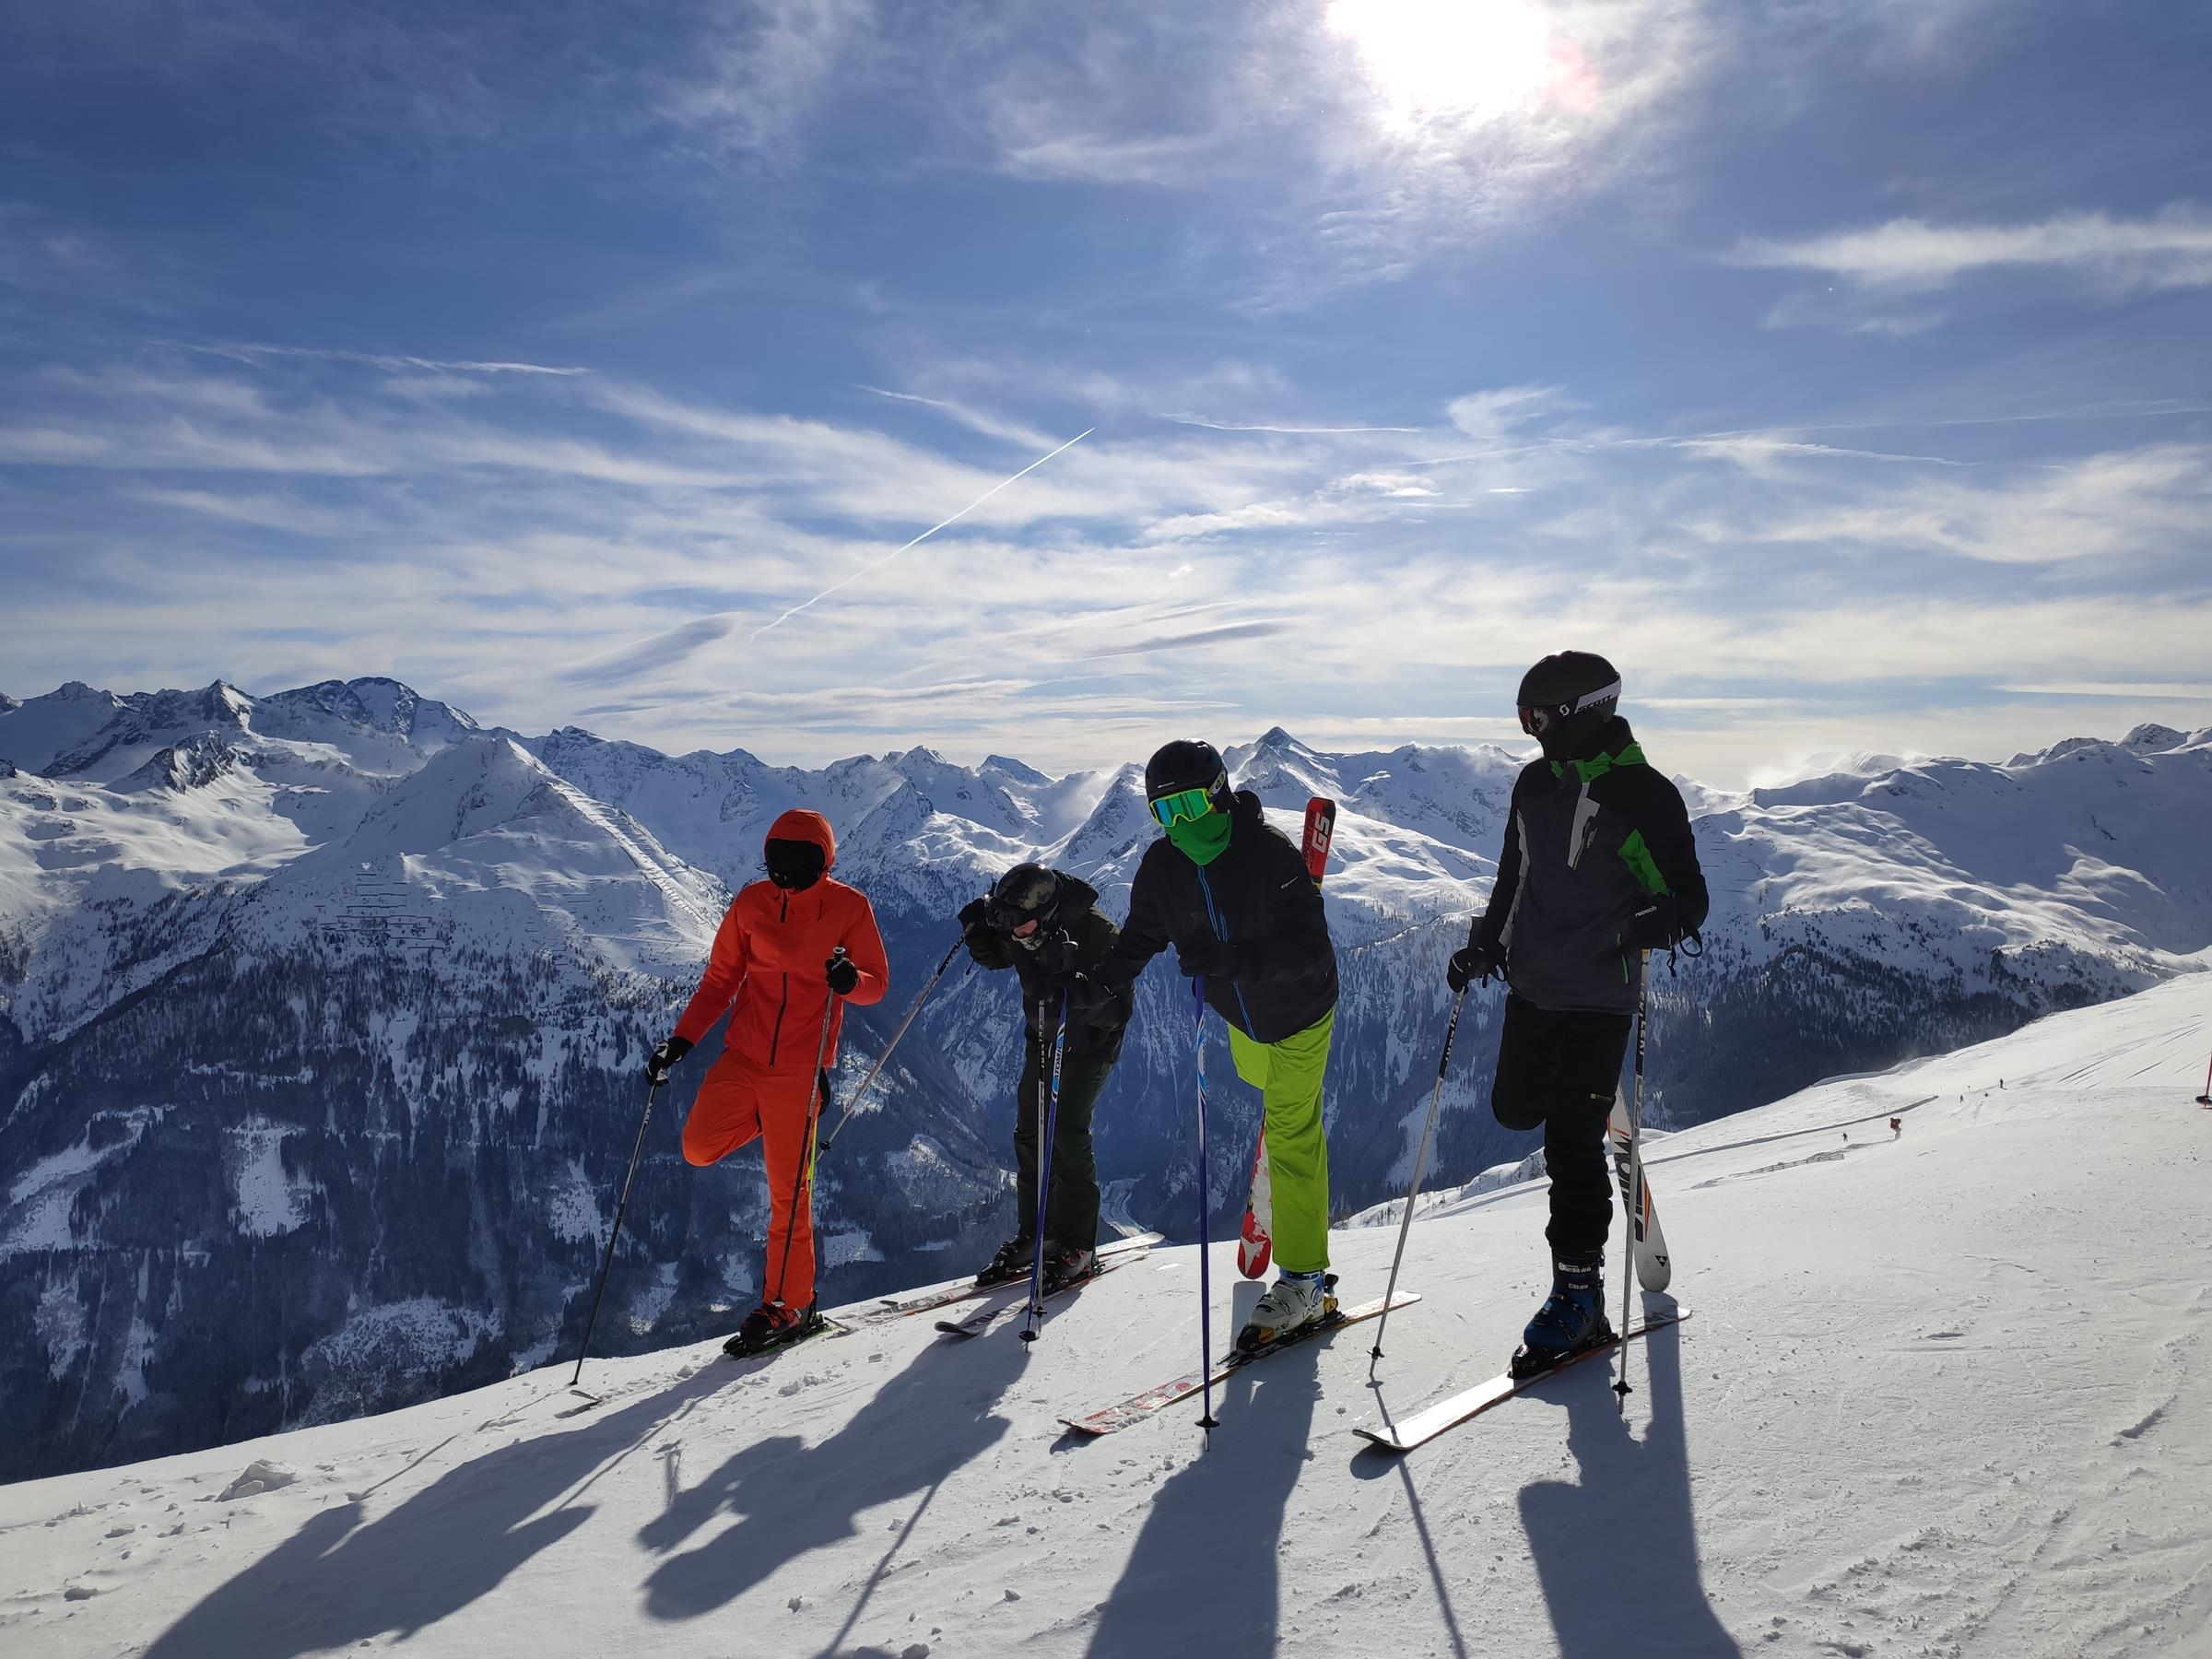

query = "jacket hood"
[[1056, 873, 1102, 913], [765, 807, 837, 868]]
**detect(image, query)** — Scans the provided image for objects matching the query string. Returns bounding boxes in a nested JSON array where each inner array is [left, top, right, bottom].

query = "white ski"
[[1353, 1310, 1689, 1453], [1610, 1088, 1671, 1292]]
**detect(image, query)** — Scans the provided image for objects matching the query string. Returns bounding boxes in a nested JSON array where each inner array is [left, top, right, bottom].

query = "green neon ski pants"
[[1228, 1007, 1335, 1276]]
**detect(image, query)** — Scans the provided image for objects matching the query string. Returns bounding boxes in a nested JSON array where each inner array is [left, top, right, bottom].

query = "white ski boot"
[[1235, 1268, 1337, 1352]]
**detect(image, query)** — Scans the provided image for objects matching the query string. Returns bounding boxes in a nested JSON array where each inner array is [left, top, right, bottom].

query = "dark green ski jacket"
[[1473, 718, 1708, 1015], [1110, 791, 1337, 1044]]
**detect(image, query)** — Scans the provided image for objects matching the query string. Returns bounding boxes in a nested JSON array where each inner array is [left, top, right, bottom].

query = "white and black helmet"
[[1516, 652, 1623, 752]]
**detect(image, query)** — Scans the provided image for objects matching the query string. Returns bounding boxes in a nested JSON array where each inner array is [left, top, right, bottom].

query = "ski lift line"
[[747, 427, 1094, 642]]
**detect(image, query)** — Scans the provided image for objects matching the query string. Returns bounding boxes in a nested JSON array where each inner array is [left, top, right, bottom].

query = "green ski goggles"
[[1148, 782, 1220, 827]]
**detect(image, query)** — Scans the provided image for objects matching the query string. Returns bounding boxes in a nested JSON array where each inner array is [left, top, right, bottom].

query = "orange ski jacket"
[[672, 809, 889, 1069]]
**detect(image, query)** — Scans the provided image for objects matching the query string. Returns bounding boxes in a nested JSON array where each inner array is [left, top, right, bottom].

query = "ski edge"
[[1352, 1308, 1690, 1453]]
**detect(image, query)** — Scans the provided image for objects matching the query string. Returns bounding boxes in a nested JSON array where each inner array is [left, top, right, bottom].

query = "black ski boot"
[[1041, 1244, 1098, 1295], [973, 1236, 1035, 1289], [1509, 1256, 1614, 1381], [724, 1299, 824, 1359]]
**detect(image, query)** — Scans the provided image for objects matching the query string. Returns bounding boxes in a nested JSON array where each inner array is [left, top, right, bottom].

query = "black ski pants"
[[1015, 1040, 1115, 1252], [1489, 993, 1632, 1264]]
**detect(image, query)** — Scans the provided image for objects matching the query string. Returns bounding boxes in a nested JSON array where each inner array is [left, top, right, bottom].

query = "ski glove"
[[959, 898, 1012, 969], [1446, 940, 1499, 993], [1626, 896, 1682, 951], [645, 1034, 692, 1087], [825, 952, 861, 996]]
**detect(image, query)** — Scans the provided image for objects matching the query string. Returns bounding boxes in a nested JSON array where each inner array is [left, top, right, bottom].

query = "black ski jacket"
[[1472, 718, 1708, 1016], [964, 876, 1133, 1061], [1110, 791, 1337, 1044]]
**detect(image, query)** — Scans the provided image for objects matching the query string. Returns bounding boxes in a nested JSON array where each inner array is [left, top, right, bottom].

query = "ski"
[[1352, 1310, 1689, 1453], [1061, 1287, 1419, 1437], [856, 1232, 1163, 1327], [1608, 1089, 1671, 1292], [1237, 797, 1336, 1280], [934, 1243, 1152, 1339]]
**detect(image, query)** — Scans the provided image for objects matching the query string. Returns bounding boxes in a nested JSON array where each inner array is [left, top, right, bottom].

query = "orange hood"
[[765, 807, 836, 868]]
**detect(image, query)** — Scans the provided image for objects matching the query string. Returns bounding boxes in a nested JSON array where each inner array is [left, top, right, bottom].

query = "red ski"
[[1238, 796, 1335, 1279]]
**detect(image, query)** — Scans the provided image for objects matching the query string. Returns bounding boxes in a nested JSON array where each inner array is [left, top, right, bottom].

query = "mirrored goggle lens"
[[1519, 706, 1552, 735], [985, 900, 1040, 931], [1148, 786, 1215, 827]]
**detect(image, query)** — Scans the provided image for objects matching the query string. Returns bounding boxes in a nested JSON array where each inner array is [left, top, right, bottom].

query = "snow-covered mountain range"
[[4, 676, 2207, 1482]]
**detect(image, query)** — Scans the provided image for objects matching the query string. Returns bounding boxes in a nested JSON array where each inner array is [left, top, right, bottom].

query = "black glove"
[[1626, 896, 1681, 952], [958, 897, 989, 937], [645, 1034, 692, 1087], [825, 953, 860, 996], [1446, 940, 1499, 993], [1178, 936, 1241, 980]]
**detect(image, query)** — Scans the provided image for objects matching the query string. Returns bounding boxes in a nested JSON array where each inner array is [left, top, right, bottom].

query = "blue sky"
[[2, 0, 2209, 784]]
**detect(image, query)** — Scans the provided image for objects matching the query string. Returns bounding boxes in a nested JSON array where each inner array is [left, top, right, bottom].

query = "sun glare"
[[1324, 0, 1566, 134]]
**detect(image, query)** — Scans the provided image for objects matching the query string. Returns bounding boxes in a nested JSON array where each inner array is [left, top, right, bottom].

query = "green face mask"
[[1163, 808, 1232, 866]]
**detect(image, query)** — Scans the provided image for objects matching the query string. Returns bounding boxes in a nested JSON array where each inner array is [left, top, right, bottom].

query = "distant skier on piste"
[[1108, 739, 1342, 1352], [645, 809, 888, 1357], [1444, 653, 1708, 1380], [959, 863, 1134, 1295]]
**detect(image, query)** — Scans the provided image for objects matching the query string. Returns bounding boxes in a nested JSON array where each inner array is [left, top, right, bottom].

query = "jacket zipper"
[[768, 890, 791, 1065], [1194, 865, 1257, 1034]]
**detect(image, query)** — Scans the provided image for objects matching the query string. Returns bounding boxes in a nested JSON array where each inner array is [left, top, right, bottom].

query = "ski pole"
[[1614, 950, 1649, 1410], [822, 934, 965, 1153], [773, 947, 844, 1309], [1020, 991, 1071, 1344], [1369, 985, 1466, 1371], [2197, 1047, 2212, 1107], [1194, 976, 1219, 1433], [571, 1077, 660, 1389]]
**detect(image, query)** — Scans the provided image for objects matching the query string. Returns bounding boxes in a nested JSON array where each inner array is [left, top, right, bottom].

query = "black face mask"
[[763, 838, 827, 891]]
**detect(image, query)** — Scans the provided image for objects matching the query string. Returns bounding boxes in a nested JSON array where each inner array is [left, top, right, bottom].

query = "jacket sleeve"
[[1472, 777, 1529, 955], [1629, 774, 1709, 936], [673, 903, 749, 1044], [838, 894, 892, 1006], [1105, 853, 1172, 987]]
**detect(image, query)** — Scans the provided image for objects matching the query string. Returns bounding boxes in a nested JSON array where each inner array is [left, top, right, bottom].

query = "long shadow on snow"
[[1519, 1321, 1739, 1657], [1086, 1344, 1320, 1659], [143, 1362, 736, 1659], [638, 1323, 1025, 1621]]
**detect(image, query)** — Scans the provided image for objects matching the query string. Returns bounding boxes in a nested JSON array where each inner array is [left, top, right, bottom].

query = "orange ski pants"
[[681, 1048, 825, 1311]]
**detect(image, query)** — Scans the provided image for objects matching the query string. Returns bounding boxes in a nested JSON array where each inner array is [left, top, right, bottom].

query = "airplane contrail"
[[747, 426, 1095, 642]]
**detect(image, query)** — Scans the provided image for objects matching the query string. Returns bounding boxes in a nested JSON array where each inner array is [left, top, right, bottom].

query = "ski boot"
[[973, 1236, 1036, 1289], [724, 1299, 824, 1359], [1041, 1244, 1098, 1295], [1236, 1269, 1338, 1352], [1508, 1255, 1614, 1380]]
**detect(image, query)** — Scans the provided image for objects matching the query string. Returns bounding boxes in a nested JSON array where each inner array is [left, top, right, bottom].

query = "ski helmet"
[[1143, 739, 1232, 821], [1515, 651, 1623, 760], [985, 862, 1062, 937]]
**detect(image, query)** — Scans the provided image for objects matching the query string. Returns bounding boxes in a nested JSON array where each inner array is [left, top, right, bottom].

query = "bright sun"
[[1324, 0, 1567, 134]]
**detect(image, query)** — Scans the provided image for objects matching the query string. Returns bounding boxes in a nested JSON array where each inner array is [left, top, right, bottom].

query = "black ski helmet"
[[1516, 651, 1623, 760], [1144, 739, 1232, 815], [985, 862, 1062, 935]]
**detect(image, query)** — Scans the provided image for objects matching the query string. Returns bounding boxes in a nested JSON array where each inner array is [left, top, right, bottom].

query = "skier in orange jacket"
[[646, 808, 888, 1355]]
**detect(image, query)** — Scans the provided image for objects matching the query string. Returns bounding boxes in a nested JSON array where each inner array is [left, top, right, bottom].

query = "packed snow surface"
[[4, 975, 2206, 1657]]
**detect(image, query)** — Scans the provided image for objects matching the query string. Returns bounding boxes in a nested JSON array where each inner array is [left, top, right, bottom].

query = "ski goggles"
[[984, 899, 1047, 935], [1147, 779, 1223, 828]]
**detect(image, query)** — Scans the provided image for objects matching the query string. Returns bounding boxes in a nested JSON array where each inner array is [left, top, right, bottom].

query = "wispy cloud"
[[1730, 205, 2212, 296], [182, 341, 589, 377]]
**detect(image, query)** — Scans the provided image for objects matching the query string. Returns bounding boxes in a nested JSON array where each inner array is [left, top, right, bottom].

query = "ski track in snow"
[[3, 977, 2209, 1657]]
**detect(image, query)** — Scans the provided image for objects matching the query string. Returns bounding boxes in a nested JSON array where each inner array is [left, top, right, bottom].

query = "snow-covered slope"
[[5, 976, 2206, 1658]]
